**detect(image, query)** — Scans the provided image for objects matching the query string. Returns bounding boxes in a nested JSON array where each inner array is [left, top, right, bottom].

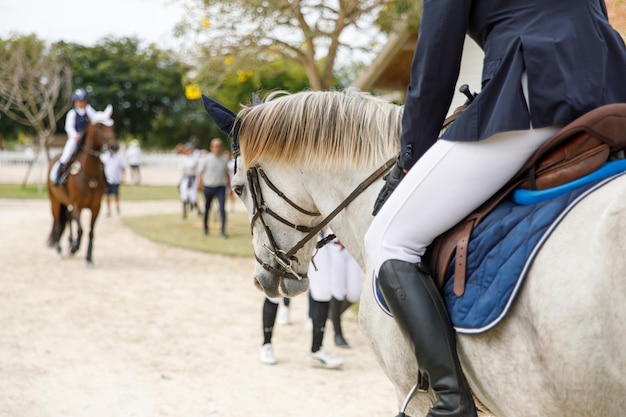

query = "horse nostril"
[[254, 278, 264, 292]]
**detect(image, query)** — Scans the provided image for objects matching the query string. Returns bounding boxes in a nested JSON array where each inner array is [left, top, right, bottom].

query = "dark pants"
[[203, 185, 227, 234]]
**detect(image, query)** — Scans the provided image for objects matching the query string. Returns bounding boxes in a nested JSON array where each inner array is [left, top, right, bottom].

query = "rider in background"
[[53, 88, 94, 185], [365, 2, 626, 416]]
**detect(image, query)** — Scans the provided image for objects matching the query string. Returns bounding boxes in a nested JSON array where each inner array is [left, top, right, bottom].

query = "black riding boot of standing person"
[[330, 297, 352, 348], [378, 259, 477, 417]]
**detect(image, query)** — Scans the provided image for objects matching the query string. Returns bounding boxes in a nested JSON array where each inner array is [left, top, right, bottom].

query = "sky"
[[0, 0, 188, 47]]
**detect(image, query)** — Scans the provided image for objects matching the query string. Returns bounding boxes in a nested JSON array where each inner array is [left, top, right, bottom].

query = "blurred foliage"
[[55, 37, 205, 149], [0, 35, 325, 150], [196, 55, 312, 113], [375, 0, 423, 34], [0, 0, 421, 150], [175, 0, 394, 90], [0, 35, 72, 142]]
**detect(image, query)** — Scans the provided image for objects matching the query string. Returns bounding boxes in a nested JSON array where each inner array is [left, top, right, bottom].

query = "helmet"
[[72, 88, 88, 101]]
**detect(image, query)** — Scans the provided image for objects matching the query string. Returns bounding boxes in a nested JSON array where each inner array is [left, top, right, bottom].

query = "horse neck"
[[77, 124, 103, 173], [82, 123, 102, 153], [303, 166, 380, 270]]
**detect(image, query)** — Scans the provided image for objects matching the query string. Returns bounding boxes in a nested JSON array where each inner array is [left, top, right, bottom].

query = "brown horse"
[[47, 106, 117, 265]]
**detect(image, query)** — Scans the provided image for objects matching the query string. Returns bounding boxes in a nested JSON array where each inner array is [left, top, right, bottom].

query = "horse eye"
[[232, 185, 244, 196]]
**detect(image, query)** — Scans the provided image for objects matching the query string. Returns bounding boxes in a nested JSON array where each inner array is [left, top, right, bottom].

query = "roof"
[[353, 29, 417, 95], [355, 3, 626, 97]]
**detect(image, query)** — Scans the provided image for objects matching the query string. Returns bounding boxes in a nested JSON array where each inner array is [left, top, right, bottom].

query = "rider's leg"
[[378, 260, 476, 416], [60, 137, 79, 164], [365, 127, 559, 417], [54, 138, 79, 184]]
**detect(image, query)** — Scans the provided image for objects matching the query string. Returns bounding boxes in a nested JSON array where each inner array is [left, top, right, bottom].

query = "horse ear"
[[201, 94, 239, 151], [252, 93, 262, 106], [103, 104, 113, 117]]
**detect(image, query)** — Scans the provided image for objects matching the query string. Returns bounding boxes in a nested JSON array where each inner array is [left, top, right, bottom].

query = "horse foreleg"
[[70, 211, 83, 255], [86, 207, 100, 266], [48, 200, 67, 258]]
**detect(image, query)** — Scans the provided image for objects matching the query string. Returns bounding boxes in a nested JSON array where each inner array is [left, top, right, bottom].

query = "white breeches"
[[179, 176, 198, 203], [365, 125, 561, 274], [60, 137, 79, 164], [329, 245, 362, 302], [309, 242, 362, 302]]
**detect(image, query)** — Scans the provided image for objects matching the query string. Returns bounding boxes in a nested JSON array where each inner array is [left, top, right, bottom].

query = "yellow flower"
[[185, 84, 202, 100], [224, 55, 233, 66], [236, 70, 254, 83], [202, 15, 211, 28]]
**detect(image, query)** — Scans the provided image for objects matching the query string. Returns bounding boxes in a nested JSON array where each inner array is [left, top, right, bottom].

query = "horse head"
[[86, 104, 117, 151], [202, 92, 401, 298], [202, 94, 321, 297]]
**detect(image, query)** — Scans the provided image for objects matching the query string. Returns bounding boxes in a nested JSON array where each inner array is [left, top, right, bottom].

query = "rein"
[[248, 157, 396, 281]]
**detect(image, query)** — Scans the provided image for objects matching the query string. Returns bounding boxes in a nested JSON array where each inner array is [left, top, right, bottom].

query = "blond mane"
[[235, 90, 402, 171]]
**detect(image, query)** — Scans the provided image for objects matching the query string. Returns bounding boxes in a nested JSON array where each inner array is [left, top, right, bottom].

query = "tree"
[[176, 0, 396, 91], [0, 35, 73, 184], [57, 37, 196, 148]]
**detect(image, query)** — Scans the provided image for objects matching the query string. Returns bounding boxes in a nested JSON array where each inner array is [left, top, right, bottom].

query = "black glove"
[[372, 161, 406, 216]]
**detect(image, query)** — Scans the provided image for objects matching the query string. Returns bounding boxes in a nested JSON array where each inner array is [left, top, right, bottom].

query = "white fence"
[[0, 149, 189, 186]]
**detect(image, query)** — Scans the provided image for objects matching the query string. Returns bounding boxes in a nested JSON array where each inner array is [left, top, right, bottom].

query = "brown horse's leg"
[[48, 198, 67, 256], [69, 209, 83, 255], [86, 201, 102, 265]]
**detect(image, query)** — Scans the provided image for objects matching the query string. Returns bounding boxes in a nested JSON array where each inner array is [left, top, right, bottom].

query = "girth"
[[427, 103, 626, 296]]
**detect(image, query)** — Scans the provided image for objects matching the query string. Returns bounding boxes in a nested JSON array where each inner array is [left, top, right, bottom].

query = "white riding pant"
[[365, 124, 561, 274], [60, 137, 79, 164], [179, 175, 198, 203], [328, 244, 362, 303]]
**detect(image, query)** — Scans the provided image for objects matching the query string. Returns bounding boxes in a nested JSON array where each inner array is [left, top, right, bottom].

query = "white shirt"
[[100, 151, 126, 184], [126, 144, 142, 166]]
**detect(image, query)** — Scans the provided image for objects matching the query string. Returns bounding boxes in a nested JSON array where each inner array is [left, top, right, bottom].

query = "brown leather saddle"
[[427, 103, 626, 296]]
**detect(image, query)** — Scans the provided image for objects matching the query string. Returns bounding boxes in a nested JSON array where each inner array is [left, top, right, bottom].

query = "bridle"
[[81, 123, 117, 157], [247, 157, 396, 282]]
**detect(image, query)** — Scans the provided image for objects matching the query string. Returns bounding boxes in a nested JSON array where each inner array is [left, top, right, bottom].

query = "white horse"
[[202, 90, 626, 417]]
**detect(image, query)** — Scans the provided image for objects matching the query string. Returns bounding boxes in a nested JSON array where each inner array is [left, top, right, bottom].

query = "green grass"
[[0, 183, 253, 258], [0, 184, 179, 200], [122, 211, 255, 258], [0, 184, 49, 199]]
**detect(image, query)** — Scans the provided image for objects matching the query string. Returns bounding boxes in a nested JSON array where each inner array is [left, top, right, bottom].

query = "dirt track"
[[0, 198, 396, 417]]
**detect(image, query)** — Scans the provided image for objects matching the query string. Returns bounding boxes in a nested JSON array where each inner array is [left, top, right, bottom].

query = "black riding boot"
[[330, 297, 350, 348], [53, 163, 66, 185], [378, 259, 477, 417]]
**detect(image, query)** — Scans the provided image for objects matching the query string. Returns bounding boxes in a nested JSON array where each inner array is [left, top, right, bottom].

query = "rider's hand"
[[372, 161, 406, 216]]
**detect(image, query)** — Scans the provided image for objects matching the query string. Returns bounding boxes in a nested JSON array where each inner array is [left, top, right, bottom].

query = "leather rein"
[[247, 157, 396, 282]]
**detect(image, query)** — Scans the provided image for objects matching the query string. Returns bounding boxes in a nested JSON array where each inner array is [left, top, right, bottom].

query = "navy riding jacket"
[[399, 0, 626, 170]]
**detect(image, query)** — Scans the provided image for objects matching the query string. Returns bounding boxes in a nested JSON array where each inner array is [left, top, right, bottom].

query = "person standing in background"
[[126, 139, 142, 185], [199, 138, 230, 238], [100, 143, 126, 216], [328, 238, 361, 349], [178, 136, 201, 219]]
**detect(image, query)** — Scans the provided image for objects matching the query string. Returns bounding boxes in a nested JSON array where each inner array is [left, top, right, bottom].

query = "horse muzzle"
[[254, 269, 310, 298]]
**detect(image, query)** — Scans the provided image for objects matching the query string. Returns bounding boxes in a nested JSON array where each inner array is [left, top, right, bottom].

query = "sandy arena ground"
[[0, 197, 398, 417]]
